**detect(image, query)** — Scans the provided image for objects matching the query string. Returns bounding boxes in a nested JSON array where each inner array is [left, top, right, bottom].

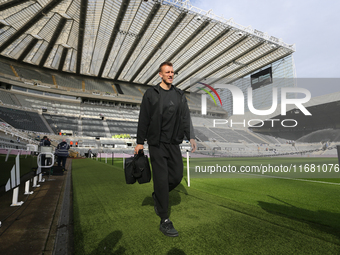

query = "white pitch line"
[[240, 172, 340, 185]]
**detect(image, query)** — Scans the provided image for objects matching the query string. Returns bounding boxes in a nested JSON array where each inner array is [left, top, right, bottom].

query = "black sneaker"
[[159, 219, 179, 237], [152, 192, 159, 216]]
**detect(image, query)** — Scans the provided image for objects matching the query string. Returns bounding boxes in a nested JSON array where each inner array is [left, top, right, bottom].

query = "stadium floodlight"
[[62, 44, 71, 49], [32, 34, 42, 40], [60, 13, 71, 19], [195, 15, 202, 21], [0, 19, 9, 25]]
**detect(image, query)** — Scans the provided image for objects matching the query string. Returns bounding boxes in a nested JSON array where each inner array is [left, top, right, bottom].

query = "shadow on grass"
[[167, 247, 186, 254], [175, 183, 188, 195], [141, 183, 188, 216], [258, 201, 340, 240], [90, 230, 125, 255]]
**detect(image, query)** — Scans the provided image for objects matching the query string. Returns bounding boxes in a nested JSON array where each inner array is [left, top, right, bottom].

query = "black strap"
[[132, 149, 144, 178]]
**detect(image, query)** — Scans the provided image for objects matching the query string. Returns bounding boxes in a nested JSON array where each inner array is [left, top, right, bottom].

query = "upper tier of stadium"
[[0, 57, 227, 116], [0, 0, 294, 91]]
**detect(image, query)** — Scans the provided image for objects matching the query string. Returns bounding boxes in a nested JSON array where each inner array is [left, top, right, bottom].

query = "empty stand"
[[194, 126, 226, 142], [0, 62, 16, 76], [85, 79, 114, 93], [106, 120, 138, 135], [0, 89, 21, 106], [79, 139, 98, 147], [43, 114, 79, 134], [14, 66, 54, 85], [0, 134, 27, 150], [81, 118, 106, 137], [191, 116, 215, 127], [14, 93, 81, 114], [232, 129, 265, 144], [119, 83, 142, 97], [277, 137, 288, 144], [81, 104, 139, 119], [54, 73, 83, 90], [194, 126, 275, 144], [194, 128, 210, 142], [253, 132, 281, 144], [211, 128, 244, 143], [0, 106, 50, 133]]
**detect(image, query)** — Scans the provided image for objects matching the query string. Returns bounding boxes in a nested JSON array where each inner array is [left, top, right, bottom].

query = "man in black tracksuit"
[[135, 61, 197, 237]]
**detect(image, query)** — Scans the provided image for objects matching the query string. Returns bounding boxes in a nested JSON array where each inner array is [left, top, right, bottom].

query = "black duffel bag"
[[124, 149, 151, 184]]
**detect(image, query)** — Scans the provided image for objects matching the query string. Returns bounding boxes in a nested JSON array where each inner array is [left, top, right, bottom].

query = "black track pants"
[[149, 143, 183, 219]]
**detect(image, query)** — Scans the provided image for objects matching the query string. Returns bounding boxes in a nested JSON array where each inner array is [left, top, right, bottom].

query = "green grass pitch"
[[72, 157, 340, 254]]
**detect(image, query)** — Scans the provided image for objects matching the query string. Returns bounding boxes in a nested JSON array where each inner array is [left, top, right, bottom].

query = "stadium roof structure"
[[0, 0, 295, 91]]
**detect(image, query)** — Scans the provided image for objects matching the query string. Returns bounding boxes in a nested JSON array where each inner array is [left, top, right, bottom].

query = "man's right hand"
[[134, 144, 144, 154]]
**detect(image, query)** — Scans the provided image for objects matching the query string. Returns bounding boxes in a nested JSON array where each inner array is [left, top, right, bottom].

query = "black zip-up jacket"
[[137, 84, 195, 146]]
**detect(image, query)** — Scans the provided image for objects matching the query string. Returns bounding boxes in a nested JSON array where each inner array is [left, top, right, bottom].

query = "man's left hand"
[[190, 139, 197, 153]]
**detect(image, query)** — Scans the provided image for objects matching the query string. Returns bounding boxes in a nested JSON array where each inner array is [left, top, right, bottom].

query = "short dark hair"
[[158, 61, 173, 73]]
